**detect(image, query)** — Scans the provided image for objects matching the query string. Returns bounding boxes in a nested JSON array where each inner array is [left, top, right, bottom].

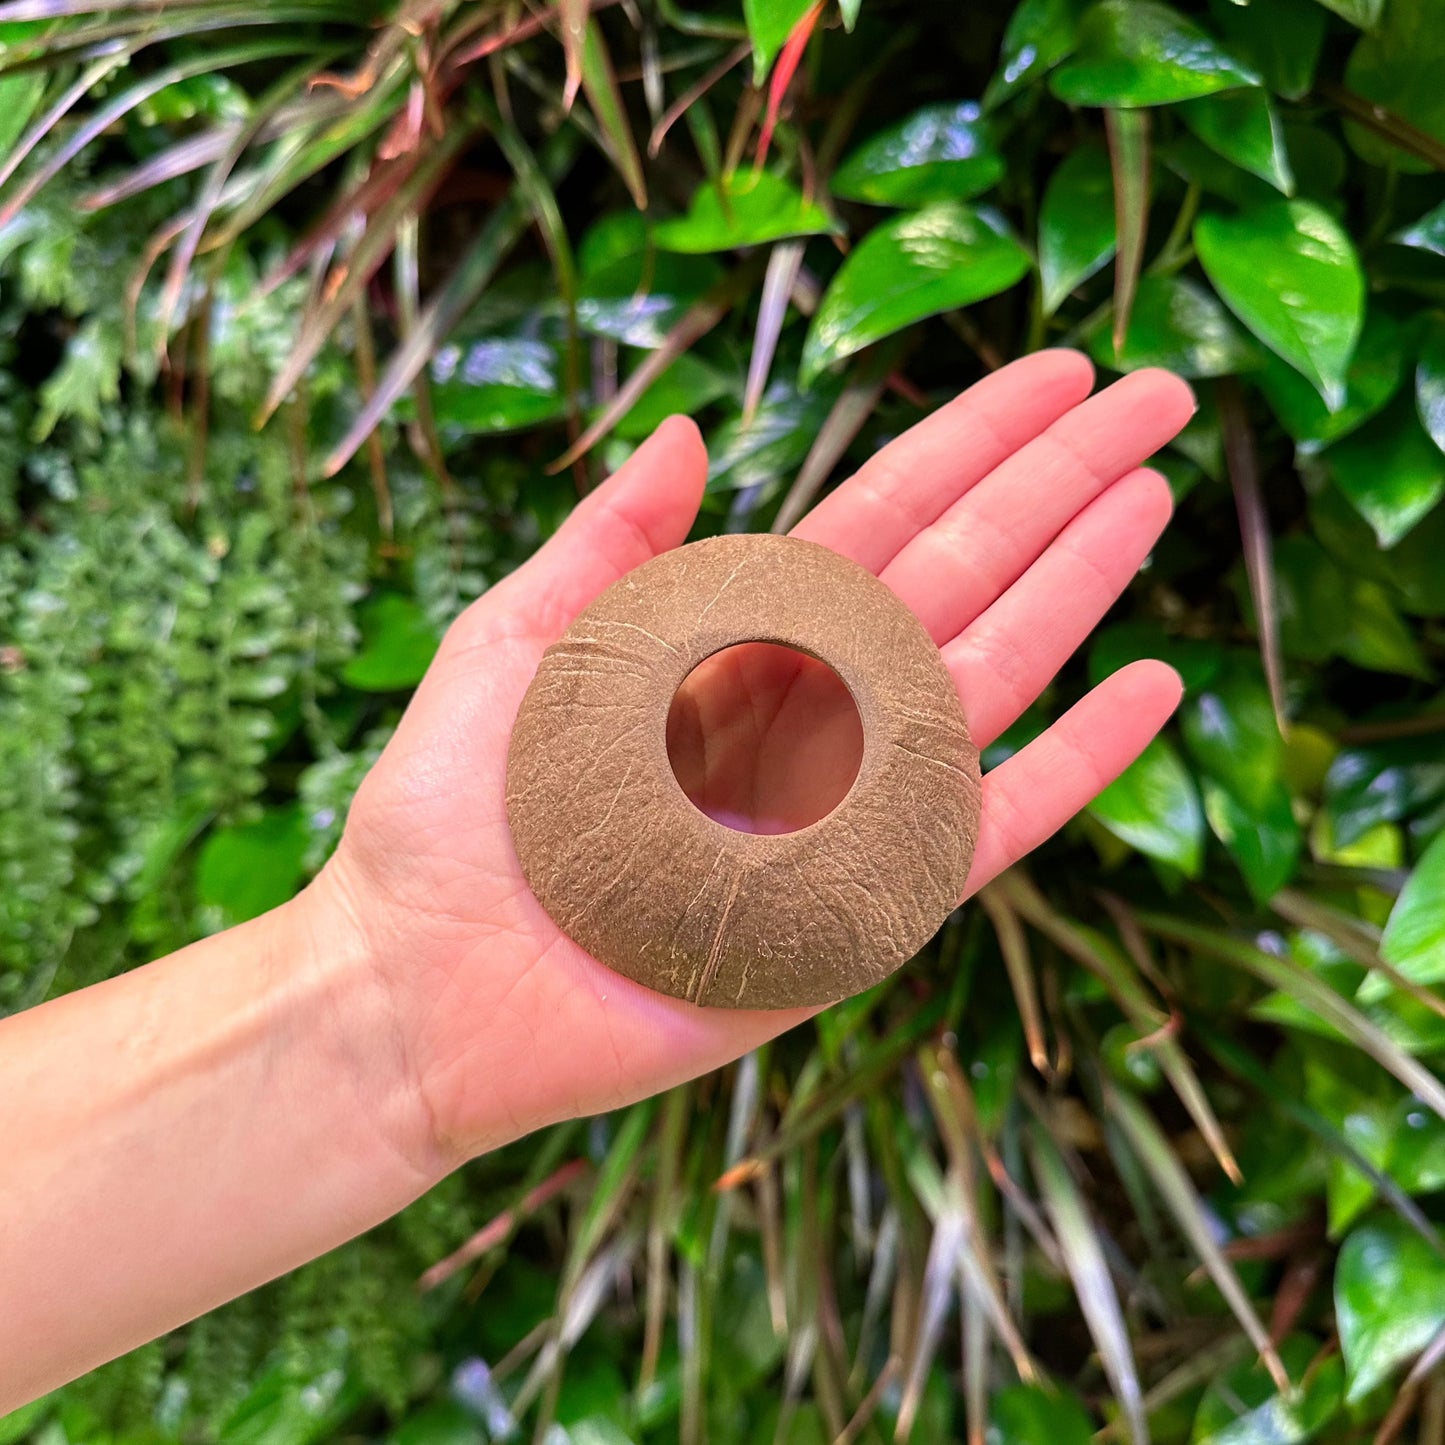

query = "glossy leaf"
[[833, 102, 1005, 208], [425, 337, 566, 437], [1195, 200, 1364, 407], [985, 0, 1084, 107], [1325, 739, 1445, 850], [1191, 1337, 1342, 1445], [1181, 658, 1282, 809], [1325, 397, 1445, 549], [1214, 0, 1326, 101], [1378, 829, 1445, 991], [576, 213, 723, 348], [1416, 318, 1445, 454], [1089, 621, 1223, 692], [612, 351, 732, 441], [1178, 90, 1293, 194], [1256, 309, 1405, 453], [1343, 1, 1445, 175], [1312, 0, 1383, 27], [653, 169, 837, 253], [1203, 779, 1302, 902], [1049, 0, 1260, 109], [743, 0, 814, 82], [1038, 144, 1116, 315], [705, 378, 838, 494], [1091, 274, 1258, 377], [1087, 736, 1205, 876], [1336, 1214, 1445, 1402], [801, 203, 1031, 383], [1393, 199, 1445, 259]]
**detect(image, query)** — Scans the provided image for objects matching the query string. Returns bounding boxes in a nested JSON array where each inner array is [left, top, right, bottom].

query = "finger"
[[881, 369, 1195, 644], [945, 467, 1174, 747], [962, 660, 1184, 897], [790, 350, 1096, 573], [462, 415, 707, 644]]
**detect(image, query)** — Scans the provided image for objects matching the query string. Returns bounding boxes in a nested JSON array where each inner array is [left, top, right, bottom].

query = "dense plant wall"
[[2, 0, 1445, 1441]]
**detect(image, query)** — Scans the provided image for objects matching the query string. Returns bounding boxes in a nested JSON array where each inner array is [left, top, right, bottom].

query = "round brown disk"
[[505, 532, 981, 1009]]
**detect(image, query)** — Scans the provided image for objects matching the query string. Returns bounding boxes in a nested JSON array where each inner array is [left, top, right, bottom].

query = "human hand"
[[311, 351, 1194, 1175]]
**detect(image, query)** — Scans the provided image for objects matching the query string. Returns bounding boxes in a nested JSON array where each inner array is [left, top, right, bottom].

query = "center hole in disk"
[[666, 641, 864, 835]]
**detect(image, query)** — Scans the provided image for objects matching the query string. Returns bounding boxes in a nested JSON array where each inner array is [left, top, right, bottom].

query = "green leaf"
[[801, 203, 1030, 383], [1090, 622, 1223, 692], [612, 351, 732, 440], [1049, 0, 1260, 108], [1090, 274, 1259, 377], [1195, 200, 1364, 407], [1416, 317, 1445, 454], [1311, 482, 1445, 618], [706, 378, 839, 494], [1393, 199, 1445, 259], [1181, 658, 1281, 809], [985, 0, 1085, 107], [1191, 1336, 1342, 1445], [1325, 397, 1445, 549], [1203, 778, 1302, 902], [1326, 738, 1445, 850], [1311, 0, 1383, 28], [743, 0, 814, 81], [1269, 535, 1431, 676], [1178, 90, 1293, 194], [1088, 736, 1205, 876], [1256, 308, 1406, 453], [196, 805, 310, 928], [426, 336, 566, 436], [1214, 0, 1326, 101], [988, 1385, 1095, 1445], [1379, 828, 1445, 990], [1343, 1, 1445, 175], [1336, 1214, 1445, 1402], [654, 170, 837, 253], [1038, 144, 1116, 314], [832, 102, 1005, 208], [342, 593, 441, 692]]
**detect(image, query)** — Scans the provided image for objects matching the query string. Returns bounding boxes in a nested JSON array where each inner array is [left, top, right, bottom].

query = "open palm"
[[322, 351, 1193, 1170]]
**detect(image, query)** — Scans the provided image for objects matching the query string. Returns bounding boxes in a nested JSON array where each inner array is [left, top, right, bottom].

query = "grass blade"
[[981, 883, 1051, 1076], [771, 339, 899, 532], [1105, 107, 1150, 354], [1028, 1123, 1149, 1445], [744, 239, 805, 424], [323, 132, 580, 478], [1107, 1085, 1288, 1392], [580, 17, 646, 208], [1218, 375, 1286, 732], [1137, 911, 1445, 1125]]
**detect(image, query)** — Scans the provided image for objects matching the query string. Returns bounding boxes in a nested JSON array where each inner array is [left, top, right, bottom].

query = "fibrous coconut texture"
[[505, 532, 980, 1009]]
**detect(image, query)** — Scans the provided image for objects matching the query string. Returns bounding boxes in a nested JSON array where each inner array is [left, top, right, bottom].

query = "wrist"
[[275, 863, 455, 1189]]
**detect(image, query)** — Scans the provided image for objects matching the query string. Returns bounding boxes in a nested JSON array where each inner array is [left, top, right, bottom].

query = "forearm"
[[0, 878, 441, 1411]]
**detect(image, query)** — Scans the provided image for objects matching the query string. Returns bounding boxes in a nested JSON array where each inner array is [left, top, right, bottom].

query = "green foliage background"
[[3, 0, 1445, 1441]]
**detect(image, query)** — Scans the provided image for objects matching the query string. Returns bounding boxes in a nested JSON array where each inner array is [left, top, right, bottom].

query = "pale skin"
[[0, 352, 1194, 1411]]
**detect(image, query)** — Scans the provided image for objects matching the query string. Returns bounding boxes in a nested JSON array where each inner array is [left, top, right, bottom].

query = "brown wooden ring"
[[505, 532, 981, 1009]]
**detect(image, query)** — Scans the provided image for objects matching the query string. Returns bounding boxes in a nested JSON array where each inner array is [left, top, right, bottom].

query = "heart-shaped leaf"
[[1378, 828, 1445, 991], [1416, 317, 1445, 454], [1214, 0, 1326, 101], [1195, 200, 1363, 407], [654, 170, 838, 254], [801, 203, 1030, 383], [985, 0, 1085, 108], [832, 102, 1004, 208], [1091, 274, 1259, 377], [1178, 89, 1293, 194], [1088, 736, 1205, 875], [1325, 397, 1445, 549], [1050, 0, 1260, 108], [1336, 1214, 1445, 1403]]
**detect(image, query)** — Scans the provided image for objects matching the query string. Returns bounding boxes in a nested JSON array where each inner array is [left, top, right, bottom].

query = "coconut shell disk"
[[504, 532, 981, 1009]]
